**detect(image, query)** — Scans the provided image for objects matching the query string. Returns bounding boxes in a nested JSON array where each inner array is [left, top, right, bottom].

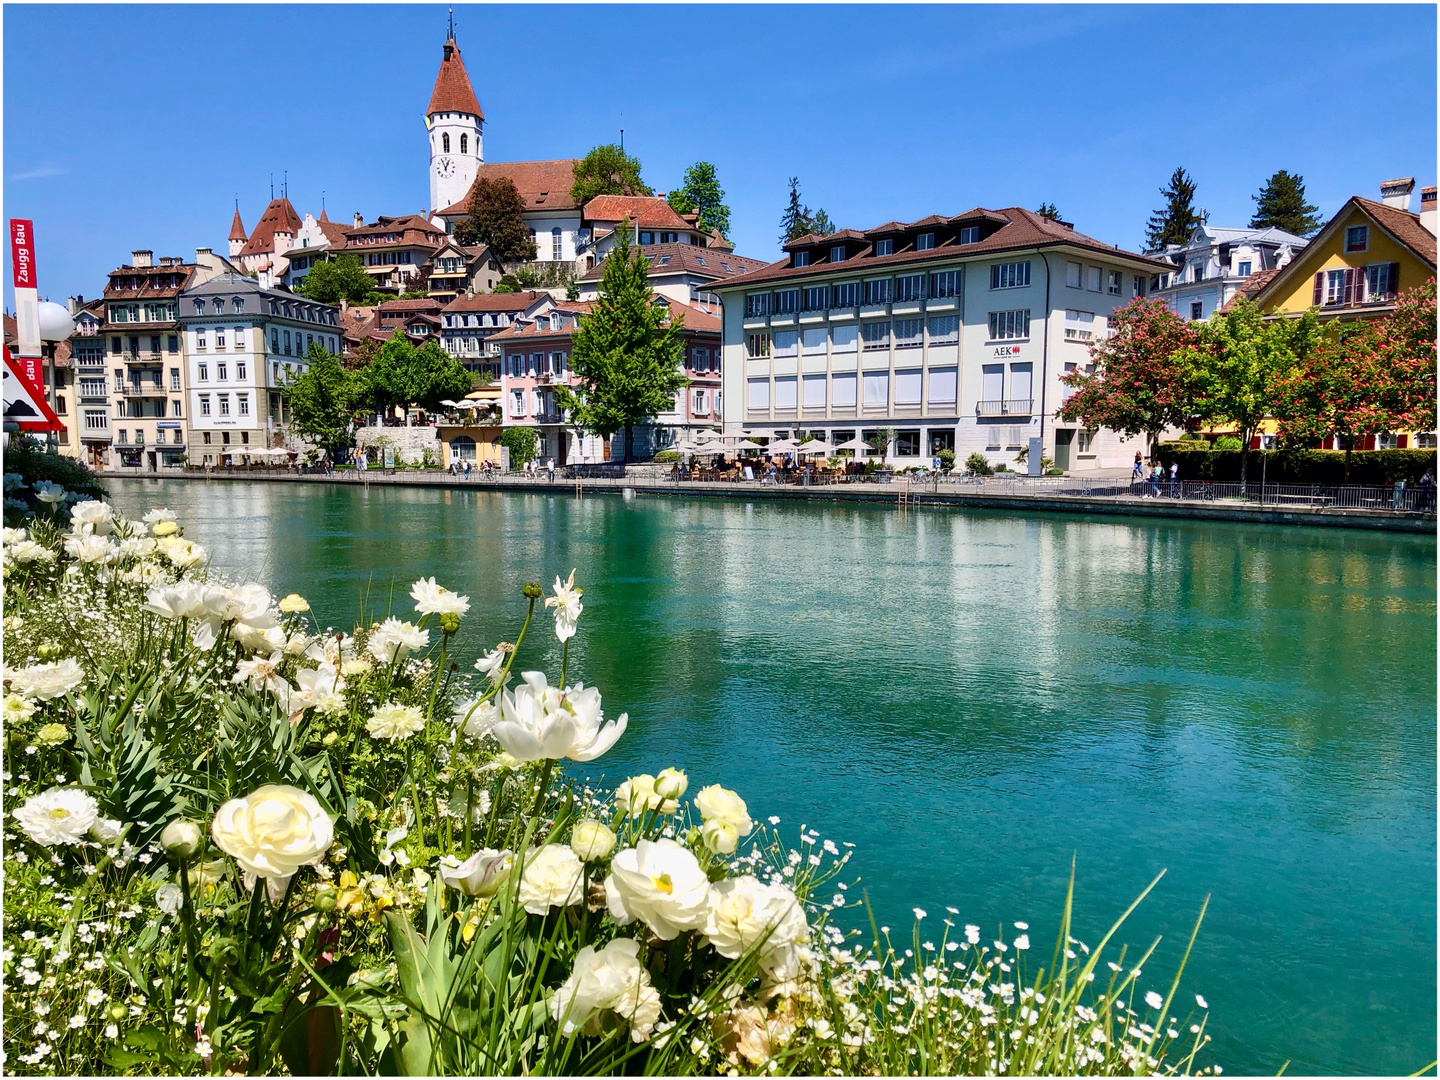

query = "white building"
[[178, 275, 339, 464], [708, 208, 1170, 473], [1149, 219, 1308, 321]]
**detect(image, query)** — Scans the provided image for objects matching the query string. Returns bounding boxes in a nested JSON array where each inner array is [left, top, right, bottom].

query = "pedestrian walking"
[[1148, 461, 1161, 498], [463, 459, 471, 480], [547, 457, 556, 481], [1420, 470, 1435, 511], [1131, 451, 1144, 494], [1169, 459, 1179, 498]]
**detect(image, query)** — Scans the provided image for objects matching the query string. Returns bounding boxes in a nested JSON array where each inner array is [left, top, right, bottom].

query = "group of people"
[[1132, 453, 1180, 498]]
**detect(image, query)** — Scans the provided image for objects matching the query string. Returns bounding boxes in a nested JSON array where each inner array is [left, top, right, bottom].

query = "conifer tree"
[[1036, 202, 1062, 222], [779, 177, 808, 244], [1145, 167, 1200, 251], [667, 162, 731, 238], [554, 225, 688, 462], [1249, 170, 1323, 236]]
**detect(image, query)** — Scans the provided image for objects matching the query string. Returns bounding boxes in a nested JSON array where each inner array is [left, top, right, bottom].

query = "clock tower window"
[[442, 132, 450, 154], [460, 133, 468, 155]]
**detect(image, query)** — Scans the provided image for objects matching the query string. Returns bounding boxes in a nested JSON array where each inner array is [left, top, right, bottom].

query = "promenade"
[[102, 467, 1437, 534]]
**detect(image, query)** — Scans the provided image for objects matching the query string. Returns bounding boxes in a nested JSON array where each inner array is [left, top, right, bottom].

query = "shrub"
[[1155, 446, 1437, 485], [500, 425, 540, 468], [937, 448, 956, 472], [653, 450, 680, 463], [964, 452, 993, 477], [1212, 436, 1242, 451]]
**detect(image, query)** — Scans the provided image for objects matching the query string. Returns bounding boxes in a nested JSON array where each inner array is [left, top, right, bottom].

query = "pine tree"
[[1249, 170, 1323, 236], [554, 224, 689, 462], [1036, 202, 1062, 222], [1145, 167, 1200, 251], [809, 208, 835, 237], [779, 177, 808, 244]]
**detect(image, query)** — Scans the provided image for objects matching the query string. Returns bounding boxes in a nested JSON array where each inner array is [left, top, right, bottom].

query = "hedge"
[[1154, 447, 1437, 485]]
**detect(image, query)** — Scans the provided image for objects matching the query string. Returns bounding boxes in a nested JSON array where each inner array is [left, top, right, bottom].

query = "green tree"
[[1036, 202, 1063, 222], [453, 176, 538, 264], [278, 343, 362, 457], [1183, 299, 1322, 483], [570, 144, 651, 206], [357, 332, 473, 418], [298, 253, 384, 305], [1059, 297, 1204, 459], [1249, 169, 1323, 236], [500, 426, 539, 469], [554, 224, 688, 462], [1145, 167, 1200, 251], [666, 161, 731, 238], [778, 178, 834, 243]]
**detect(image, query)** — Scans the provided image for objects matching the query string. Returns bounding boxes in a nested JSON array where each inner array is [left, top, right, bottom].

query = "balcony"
[[119, 383, 167, 398], [533, 411, 564, 425], [976, 399, 1033, 418], [122, 351, 167, 365]]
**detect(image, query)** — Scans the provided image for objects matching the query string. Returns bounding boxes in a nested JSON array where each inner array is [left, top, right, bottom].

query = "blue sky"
[[4, 4, 1435, 308]]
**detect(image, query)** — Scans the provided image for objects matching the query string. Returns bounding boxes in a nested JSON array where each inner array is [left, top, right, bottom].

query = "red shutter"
[[1388, 262, 1401, 299], [1343, 267, 1357, 306], [1363, 434, 1376, 451], [1398, 434, 1409, 448], [1313, 271, 1324, 305]]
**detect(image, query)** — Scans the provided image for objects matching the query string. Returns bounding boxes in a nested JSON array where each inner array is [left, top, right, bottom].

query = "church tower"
[[427, 21, 483, 218], [228, 205, 248, 258]]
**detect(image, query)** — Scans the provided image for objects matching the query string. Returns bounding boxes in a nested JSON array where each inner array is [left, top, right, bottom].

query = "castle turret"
[[228, 206, 248, 258]]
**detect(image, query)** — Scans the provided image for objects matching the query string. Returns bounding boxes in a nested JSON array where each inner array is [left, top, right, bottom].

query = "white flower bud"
[[160, 819, 204, 858]]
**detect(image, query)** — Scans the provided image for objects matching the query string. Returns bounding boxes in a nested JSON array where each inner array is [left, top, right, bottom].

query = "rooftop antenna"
[[448, 6, 454, 40], [283, 170, 288, 200], [270, 173, 274, 200]]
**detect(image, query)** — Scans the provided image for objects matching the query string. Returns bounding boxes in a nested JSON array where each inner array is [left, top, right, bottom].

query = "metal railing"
[[976, 399, 1033, 417]]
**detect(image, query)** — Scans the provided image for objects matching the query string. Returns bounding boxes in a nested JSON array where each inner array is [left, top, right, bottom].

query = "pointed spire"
[[427, 34, 482, 119], [229, 203, 248, 242]]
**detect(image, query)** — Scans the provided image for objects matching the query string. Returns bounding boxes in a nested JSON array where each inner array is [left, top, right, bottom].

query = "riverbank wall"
[[100, 469, 1437, 534]]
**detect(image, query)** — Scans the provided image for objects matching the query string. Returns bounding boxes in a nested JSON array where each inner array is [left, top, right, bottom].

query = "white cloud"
[[9, 166, 68, 181]]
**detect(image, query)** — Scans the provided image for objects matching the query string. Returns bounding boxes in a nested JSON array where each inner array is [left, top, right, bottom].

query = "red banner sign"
[[10, 218, 36, 289]]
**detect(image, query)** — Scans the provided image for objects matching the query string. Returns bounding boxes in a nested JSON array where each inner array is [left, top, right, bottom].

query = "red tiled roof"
[[488, 295, 719, 341], [317, 219, 352, 248], [240, 198, 302, 257], [583, 195, 691, 231], [378, 297, 443, 313], [727, 206, 1168, 291], [1218, 267, 1282, 313], [427, 40, 482, 118], [343, 214, 444, 251], [1354, 196, 1437, 266], [443, 290, 549, 313], [578, 243, 769, 283], [439, 160, 581, 216], [228, 207, 247, 242]]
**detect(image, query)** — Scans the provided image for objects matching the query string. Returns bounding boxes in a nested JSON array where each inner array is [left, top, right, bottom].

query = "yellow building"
[[1238, 180, 1435, 321]]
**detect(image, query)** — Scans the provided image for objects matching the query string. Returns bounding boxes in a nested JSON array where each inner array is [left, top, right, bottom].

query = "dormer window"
[[793, 251, 811, 267], [959, 226, 980, 245], [874, 239, 894, 257], [916, 233, 936, 251], [830, 246, 846, 263]]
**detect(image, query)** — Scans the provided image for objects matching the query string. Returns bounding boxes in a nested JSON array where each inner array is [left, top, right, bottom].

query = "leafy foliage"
[[279, 343, 363, 456], [1145, 167, 1200, 250], [357, 332, 474, 417], [1249, 170, 1322, 236], [1059, 297, 1203, 455], [453, 177, 538, 264], [570, 144, 651, 207], [667, 162, 731, 238], [499, 426, 539, 468], [1156, 446, 1436, 484], [299, 253, 386, 306], [553, 225, 689, 462]]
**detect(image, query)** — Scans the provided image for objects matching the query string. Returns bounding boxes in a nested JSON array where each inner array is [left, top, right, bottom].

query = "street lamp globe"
[[37, 301, 74, 343]]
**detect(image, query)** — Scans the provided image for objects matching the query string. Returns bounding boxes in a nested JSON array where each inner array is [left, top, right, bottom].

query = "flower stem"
[[531, 759, 555, 817]]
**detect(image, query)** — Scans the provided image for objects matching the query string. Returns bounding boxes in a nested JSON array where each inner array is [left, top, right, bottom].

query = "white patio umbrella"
[[693, 428, 721, 439], [673, 440, 699, 454], [834, 436, 869, 452], [767, 438, 800, 453], [693, 441, 728, 455], [734, 439, 762, 450], [798, 439, 837, 455], [440, 399, 461, 408]]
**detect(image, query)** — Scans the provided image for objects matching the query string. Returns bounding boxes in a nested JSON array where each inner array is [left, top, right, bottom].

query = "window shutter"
[[1342, 267, 1356, 306], [1313, 271, 1323, 305], [1388, 262, 1401, 299]]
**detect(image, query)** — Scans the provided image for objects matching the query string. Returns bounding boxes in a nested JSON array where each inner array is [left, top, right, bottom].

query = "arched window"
[[460, 133, 468, 154], [450, 436, 476, 462], [552, 227, 563, 261], [442, 133, 451, 154]]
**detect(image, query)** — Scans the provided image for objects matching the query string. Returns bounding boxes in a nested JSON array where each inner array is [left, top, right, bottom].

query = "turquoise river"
[[108, 478, 1437, 1076]]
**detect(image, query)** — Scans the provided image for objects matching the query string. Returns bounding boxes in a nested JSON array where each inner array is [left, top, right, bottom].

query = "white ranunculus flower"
[[13, 787, 100, 847], [210, 785, 333, 899], [155, 883, 184, 914], [118, 536, 158, 560], [365, 701, 425, 742], [225, 584, 279, 629], [454, 697, 499, 741], [160, 818, 204, 858], [604, 838, 712, 940], [8, 657, 85, 700], [231, 621, 286, 653], [550, 937, 662, 1042], [517, 843, 586, 915], [63, 533, 117, 564], [142, 507, 176, 525], [694, 785, 754, 855], [704, 875, 810, 979], [410, 577, 470, 617], [283, 632, 313, 657], [68, 499, 113, 534], [233, 652, 286, 694], [34, 480, 66, 505], [491, 671, 626, 763], [4, 694, 37, 723], [366, 617, 429, 664], [7, 539, 55, 564], [544, 569, 583, 642], [474, 647, 507, 685], [438, 848, 513, 897], [340, 657, 372, 677], [164, 539, 207, 570], [278, 593, 310, 614], [570, 820, 617, 861], [614, 774, 677, 818], [90, 817, 123, 844], [144, 582, 231, 650], [654, 767, 688, 800]]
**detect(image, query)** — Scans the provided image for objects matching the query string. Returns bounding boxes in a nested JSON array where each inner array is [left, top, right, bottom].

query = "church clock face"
[[436, 156, 455, 179]]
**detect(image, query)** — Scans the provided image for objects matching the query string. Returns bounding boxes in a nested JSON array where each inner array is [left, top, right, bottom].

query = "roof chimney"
[[67, 296, 82, 315], [1420, 186, 1437, 236], [1380, 177, 1415, 211], [354, 212, 364, 228], [196, 247, 212, 258], [132, 249, 153, 268]]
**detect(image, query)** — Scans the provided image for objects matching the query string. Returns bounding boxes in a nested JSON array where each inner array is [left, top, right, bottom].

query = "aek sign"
[[990, 344, 1023, 359]]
